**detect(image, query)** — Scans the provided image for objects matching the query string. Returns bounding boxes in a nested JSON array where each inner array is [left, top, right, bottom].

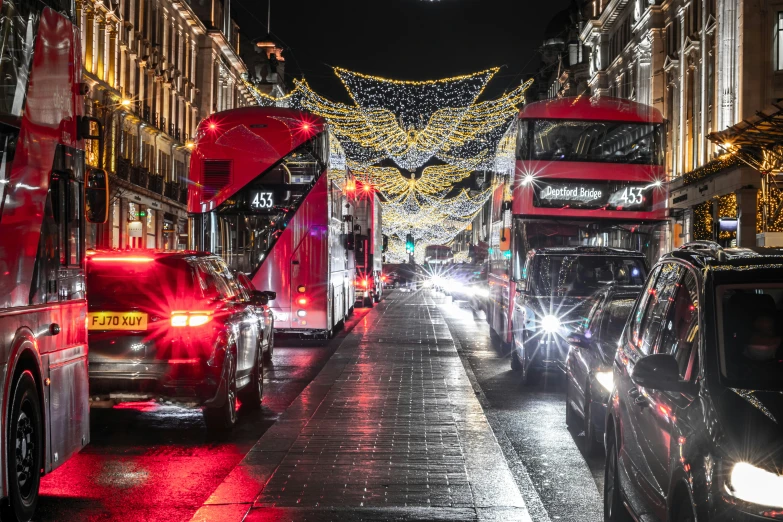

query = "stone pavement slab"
[[191, 291, 532, 522]]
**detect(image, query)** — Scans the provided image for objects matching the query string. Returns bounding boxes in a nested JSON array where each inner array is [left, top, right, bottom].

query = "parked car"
[[235, 271, 275, 364], [564, 284, 642, 455], [511, 246, 648, 384], [605, 242, 783, 522], [86, 251, 274, 431]]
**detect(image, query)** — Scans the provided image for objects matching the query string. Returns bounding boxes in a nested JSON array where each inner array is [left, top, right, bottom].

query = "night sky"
[[233, 0, 573, 103]]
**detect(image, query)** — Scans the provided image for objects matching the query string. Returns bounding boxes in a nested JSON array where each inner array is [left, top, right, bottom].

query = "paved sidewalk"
[[191, 291, 531, 521]]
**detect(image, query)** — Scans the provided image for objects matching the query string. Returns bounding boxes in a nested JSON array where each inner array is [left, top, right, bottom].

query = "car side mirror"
[[631, 354, 698, 394], [566, 332, 591, 348], [251, 290, 269, 306], [263, 291, 276, 301]]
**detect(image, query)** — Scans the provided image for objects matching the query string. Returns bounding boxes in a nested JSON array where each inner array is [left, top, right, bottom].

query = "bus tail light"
[[297, 297, 308, 306], [171, 311, 212, 327], [297, 309, 307, 318]]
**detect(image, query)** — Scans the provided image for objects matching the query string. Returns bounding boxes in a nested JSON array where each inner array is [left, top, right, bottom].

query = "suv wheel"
[[263, 329, 274, 366], [204, 351, 238, 432], [3, 371, 42, 522], [238, 349, 263, 409], [604, 432, 632, 522]]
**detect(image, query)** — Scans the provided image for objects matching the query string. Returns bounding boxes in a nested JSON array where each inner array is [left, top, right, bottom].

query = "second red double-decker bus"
[[188, 107, 355, 337], [487, 97, 667, 372]]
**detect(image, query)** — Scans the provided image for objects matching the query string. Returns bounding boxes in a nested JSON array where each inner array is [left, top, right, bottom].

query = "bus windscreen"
[[527, 120, 663, 165], [195, 141, 324, 275]]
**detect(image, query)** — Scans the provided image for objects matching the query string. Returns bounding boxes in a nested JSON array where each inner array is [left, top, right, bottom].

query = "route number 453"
[[252, 192, 274, 209], [621, 187, 644, 205]]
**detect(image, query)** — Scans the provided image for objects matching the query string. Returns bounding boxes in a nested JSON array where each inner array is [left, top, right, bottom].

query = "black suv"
[[87, 251, 275, 432], [605, 242, 783, 522], [511, 246, 648, 383]]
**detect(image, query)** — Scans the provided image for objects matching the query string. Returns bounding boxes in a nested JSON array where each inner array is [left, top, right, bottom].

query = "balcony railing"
[[148, 174, 164, 194], [116, 158, 130, 181]]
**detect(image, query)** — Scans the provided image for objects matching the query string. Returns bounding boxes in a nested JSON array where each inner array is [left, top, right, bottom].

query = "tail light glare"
[[90, 257, 154, 263], [171, 311, 212, 327], [297, 297, 308, 306]]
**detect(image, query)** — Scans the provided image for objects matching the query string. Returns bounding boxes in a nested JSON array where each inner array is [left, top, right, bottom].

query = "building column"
[[736, 188, 758, 247]]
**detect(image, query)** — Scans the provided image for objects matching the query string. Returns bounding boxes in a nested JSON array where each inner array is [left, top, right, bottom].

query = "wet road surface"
[[36, 310, 370, 522], [36, 291, 607, 521], [436, 293, 605, 522]]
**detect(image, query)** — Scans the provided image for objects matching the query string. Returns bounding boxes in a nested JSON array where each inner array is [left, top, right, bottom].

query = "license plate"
[[88, 312, 148, 331]]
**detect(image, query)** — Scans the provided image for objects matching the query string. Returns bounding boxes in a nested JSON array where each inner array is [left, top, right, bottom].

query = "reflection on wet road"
[[37, 311, 368, 522], [437, 294, 604, 522]]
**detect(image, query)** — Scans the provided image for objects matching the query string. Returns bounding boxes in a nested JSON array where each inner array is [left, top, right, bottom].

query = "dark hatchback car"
[[564, 284, 642, 455], [511, 246, 647, 383], [605, 242, 783, 522], [86, 251, 275, 431]]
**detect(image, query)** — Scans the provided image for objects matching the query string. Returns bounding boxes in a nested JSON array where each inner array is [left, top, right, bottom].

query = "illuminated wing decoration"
[[239, 68, 531, 262]]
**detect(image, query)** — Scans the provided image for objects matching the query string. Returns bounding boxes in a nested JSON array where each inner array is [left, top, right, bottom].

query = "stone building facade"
[[579, 0, 783, 249], [78, 0, 255, 251], [535, 4, 591, 100]]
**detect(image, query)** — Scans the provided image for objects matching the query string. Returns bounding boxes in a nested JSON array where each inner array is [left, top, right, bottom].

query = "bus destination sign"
[[533, 180, 653, 211]]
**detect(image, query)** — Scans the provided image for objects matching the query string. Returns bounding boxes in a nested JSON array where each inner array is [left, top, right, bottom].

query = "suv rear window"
[[531, 255, 646, 296], [87, 257, 196, 310]]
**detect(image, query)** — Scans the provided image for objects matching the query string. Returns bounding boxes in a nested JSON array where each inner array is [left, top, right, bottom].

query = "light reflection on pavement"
[[37, 310, 369, 522]]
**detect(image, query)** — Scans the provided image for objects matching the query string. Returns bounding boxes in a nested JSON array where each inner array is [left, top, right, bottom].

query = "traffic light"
[[405, 234, 414, 253]]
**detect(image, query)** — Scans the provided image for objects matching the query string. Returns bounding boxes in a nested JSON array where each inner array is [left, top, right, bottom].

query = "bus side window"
[[29, 177, 61, 304], [66, 177, 82, 266], [516, 120, 529, 160], [50, 169, 83, 268]]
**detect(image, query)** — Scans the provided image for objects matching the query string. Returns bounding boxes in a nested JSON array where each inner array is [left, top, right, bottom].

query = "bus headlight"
[[541, 314, 561, 333]]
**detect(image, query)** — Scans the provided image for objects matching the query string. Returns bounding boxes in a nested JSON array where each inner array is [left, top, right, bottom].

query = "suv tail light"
[[171, 311, 212, 327]]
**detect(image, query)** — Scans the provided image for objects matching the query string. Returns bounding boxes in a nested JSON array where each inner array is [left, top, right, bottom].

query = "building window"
[[776, 12, 783, 70]]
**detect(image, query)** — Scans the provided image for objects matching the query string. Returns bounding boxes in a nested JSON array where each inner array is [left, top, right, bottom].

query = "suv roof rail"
[[678, 241, 728, 261]]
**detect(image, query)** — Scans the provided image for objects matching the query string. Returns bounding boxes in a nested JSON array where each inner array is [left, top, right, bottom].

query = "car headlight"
[[471, 287, 489, 299], [594, 371, 613, 392], [541, 314, 561, 333], [728, 462, 783, 508]]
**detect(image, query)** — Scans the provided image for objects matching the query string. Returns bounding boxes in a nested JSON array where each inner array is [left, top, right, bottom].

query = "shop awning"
[[707, 104, 783, 172]]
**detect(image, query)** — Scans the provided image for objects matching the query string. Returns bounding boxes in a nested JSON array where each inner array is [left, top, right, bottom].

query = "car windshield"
[[531, 255, 647, 297], [718, 285, 783, 389], [87, 257, 197, 311]]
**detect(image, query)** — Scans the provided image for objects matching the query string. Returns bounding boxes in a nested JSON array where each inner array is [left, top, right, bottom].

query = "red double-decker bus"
[[0, 0, 108, 518], [188, 107, 355, 338], [487, 97, 667, 361]]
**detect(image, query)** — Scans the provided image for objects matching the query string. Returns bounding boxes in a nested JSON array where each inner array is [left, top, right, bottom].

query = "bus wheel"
[[510, 348, 522, 371], [4, 370, 42, 522]]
